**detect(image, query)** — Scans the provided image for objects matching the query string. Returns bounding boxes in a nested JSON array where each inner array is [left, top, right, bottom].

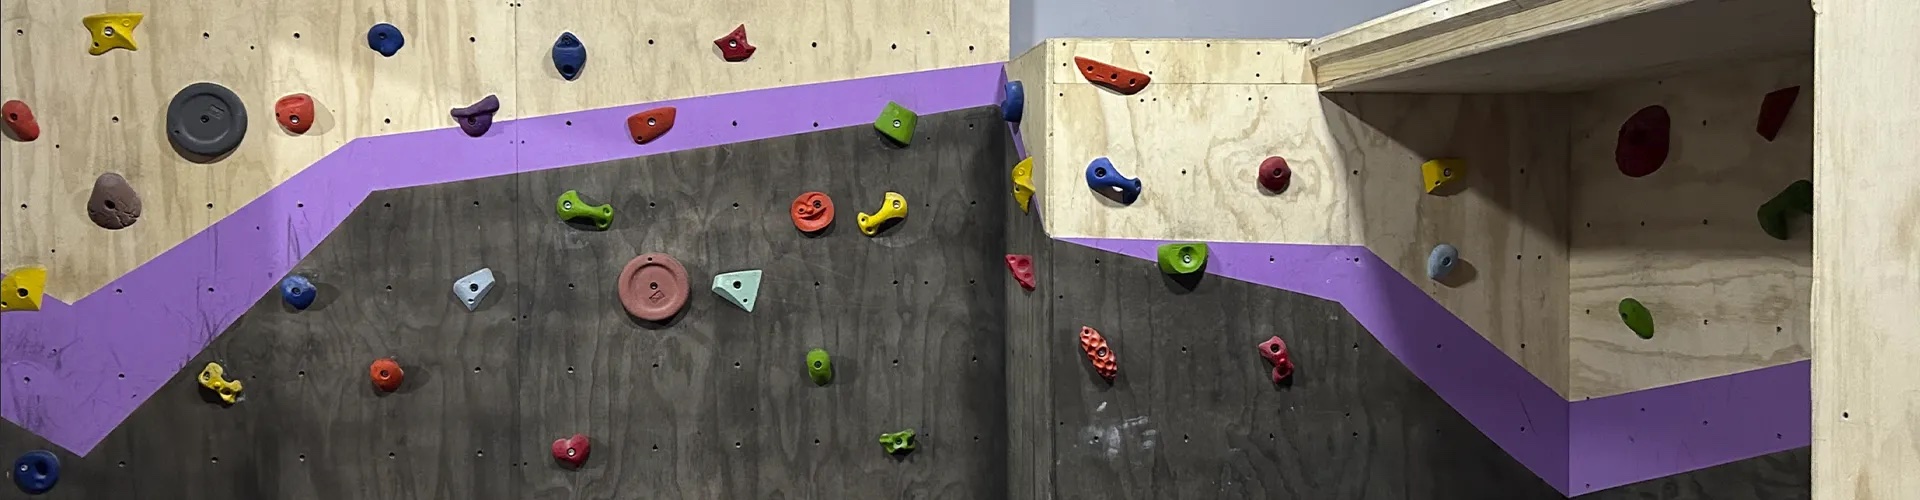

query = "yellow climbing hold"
[[1011, 157, 1036, 213], [0, 266, 47, 313], [1421, 158, 1466, 194], [198, 362, 244, 404], [83, 13, 143, 55]]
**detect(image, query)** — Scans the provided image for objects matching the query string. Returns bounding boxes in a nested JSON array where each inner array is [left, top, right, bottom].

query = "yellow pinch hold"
[[198, 362, 244, 404], [1420, 158, 1466, 194], [856, 191, 908, 237], [0, 266, 48, 313], [1011, 157, 1036, 213], [83, 13, 144, 55]]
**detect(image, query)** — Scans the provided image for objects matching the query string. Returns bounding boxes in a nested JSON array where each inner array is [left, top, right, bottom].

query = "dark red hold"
[[1615, 105, 1670, 178], [1756, 86, 1799, 142], [714, 24, 755, 62], [1005, 254, 1036, 291], [275, 94, 315, 135], [551, 434, 590, 468], [3, 100, 40, 142], [1257, 336, 1294, 384], [1258, 156, 1291, 193]]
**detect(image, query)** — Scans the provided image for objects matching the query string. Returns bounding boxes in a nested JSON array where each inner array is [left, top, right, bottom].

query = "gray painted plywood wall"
[[1011, 0, 1425, 56]]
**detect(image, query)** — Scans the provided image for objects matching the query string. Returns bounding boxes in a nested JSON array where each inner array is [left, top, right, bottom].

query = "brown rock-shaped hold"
[[1756, 86, 1799, 142], [88, 172, 142, 230], [626, 107, 677, 145], [1615, 105, 1670, 178], [275, 94, 315, 135]]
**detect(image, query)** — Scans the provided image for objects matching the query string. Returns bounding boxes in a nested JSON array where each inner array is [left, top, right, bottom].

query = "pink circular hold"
[[618, 253, 690, 321]]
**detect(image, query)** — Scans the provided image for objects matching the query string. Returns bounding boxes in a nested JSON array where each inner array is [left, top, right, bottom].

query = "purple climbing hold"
[[450, 95, 500, 137]]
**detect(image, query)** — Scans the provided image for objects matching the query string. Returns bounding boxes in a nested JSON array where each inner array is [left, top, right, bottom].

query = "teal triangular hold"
[[712, 270, 763, 312]]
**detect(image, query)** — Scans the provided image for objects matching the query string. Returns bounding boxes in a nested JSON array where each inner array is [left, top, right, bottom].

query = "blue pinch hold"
[[1001, 81, 1025, 122], [367, 23, 405, 57], [280, 274, 317, 310], [552, 32, 587, 81], [1085, 157, 1142, 205], [11, 450, 58, 495], [1426, 244, 1460, 280]]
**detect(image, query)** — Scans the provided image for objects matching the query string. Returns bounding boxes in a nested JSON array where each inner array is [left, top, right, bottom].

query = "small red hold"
[[1073, 56, 1151, 95], [1005, 254, 1036, 291], [1615, 105, 1670, 178], [1079, 326, 1118, 382], [1258, 156, 1291, 193], [1258, 336, 1294, 383], [275, 94, 315, 135], [1755, 86, 1799, 142], [551, 434, 590, 468], [713, 24, 755, 62], [626, 107, 677, 145], [3, 100, 41, 142]]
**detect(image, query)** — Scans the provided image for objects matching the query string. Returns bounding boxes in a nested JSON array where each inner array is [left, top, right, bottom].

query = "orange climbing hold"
[[1073, 56, 1151, 95], [1079, 326, 1117, 382], [275, 94, 315, 135], [3, 100, 40, 142], [626, 107, 677, 145], [369, 358, 404, 392], [790, 191, 834, 233]]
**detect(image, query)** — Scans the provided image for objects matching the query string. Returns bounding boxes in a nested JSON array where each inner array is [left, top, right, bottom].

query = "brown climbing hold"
[[3, 100, 40, 142], [713, 24, 755, 62], [626, 107, 677, 145], [369, 358, 404, 392], [618, 252, 691, 322], [1756, 86, 1799, 142], [87, 173, 142, 230], [275, 94, 315, 135], [1074, 56, 1151, 95], [790, 191, 834, 233], [1615, 105, 1670, 178]]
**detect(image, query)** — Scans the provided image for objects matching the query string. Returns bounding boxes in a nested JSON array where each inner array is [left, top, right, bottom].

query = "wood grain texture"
[[1044, 38, 1313, 85], [1308, 0, 1527, 63], [1588, 448, 1809, 499], [1567, 57, 1811, 400], [1001, 128, 1053, 500]]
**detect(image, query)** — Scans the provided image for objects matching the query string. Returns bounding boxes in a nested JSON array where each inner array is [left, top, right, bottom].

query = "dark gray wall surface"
[[1588, 449, 1809, 500]]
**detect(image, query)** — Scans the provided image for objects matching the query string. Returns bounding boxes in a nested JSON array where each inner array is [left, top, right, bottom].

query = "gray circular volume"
[[166, 82, 248, 157]]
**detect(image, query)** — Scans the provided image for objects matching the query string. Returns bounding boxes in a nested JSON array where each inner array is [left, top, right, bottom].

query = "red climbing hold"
[[1756, 86, 1800, 142], [3, 100, 40, 142], [1079, 326, 1118, 382], [713, 24, 755, 62], [619, 252, 691, 322], [551, 434, 590, 468], [1258, 156, 1291, 193], [275, 94, 315, 135], [1005, 254, 1036, 291], [1615, 105, 1670, 178], [626, 107, 677, 145], [790, 191, 834, 233], [1257, 336, 1294, 383], [1073, 56, 1151, 95], [369, 358, 403, 392]]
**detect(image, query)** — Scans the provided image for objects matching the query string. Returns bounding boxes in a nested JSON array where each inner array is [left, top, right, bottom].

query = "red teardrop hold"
[[626, 107, 677, 145], [1615, 105, 1670, 178], [3, 100, 41, 142]]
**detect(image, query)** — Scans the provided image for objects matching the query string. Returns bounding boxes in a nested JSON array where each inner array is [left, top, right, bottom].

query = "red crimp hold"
[[1615, 105, 1670, 178], [1755, 86, 1799, 142], [1073, 56, 1151, 95], [3, 100, 41, 142], [626, 107, 677, 145], [1258, 156, 1291, 193], [713, 24, 755, 62], [275, 94, 315, 135], [551, 434, 590, 468], [1257, 336, 1294, 383], [1079, 326, 1117, 382], [1005, 254, 1036, 291]]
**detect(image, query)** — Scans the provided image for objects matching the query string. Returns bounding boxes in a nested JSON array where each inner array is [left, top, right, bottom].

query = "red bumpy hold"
[[551, 434, 590, 468], [3, 100, 40, 142], [1079, 326, 1118, 381], [1615, 105, 1670, 178], [1005, 254, 1036, 291], [1257, 336, 1294, 383], [714, 24, 756, 62], [1258, 156, 1291, 193]]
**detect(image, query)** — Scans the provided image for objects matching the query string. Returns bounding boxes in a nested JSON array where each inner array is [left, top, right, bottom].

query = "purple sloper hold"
[[450, 94, 501, 137]]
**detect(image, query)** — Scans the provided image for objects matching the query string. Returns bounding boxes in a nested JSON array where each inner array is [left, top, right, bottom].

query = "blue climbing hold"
[[552, 32, 587, 81], [280, 274, 316, 310], [1426, 244, 1459, 280], [1002, 81, 1025, 122], [11, 450, 58, 495], [367, 23, 405, 57], [1085, 157, 1142, 205]]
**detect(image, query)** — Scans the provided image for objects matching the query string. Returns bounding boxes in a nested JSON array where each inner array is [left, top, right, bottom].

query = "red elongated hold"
[[626, 107, 677, 145], [1079, 326, 1117, 382], [1074, 56, 1151, 95], [275, 94, 315, 135], [1258, 336, 1294, 383], [1756, 86, 1800, 142], [714, 24, 755, 62], [1005, 254, 1036, 291], [1615, 105, 1670, 178], [551, 434, 590, 468], [3, 100, 41, 142], [1258, 156, 1291, 193]]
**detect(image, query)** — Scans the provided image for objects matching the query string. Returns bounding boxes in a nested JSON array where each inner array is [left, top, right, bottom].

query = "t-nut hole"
[[1095, 347, 1108, 358], [1269, 344, 1281, 353], [727, 40, 738, 48], [812, 361, 823, 369], [647, 117, 657, 126], [649, 282, 659, 290], [15, 288, 26, 297], [379, 370, 389, 378], [469, 283, 480, 292], [732, 281, 742, 289], [1094, 167, 1107, 177], [892, 119, 901, 128]]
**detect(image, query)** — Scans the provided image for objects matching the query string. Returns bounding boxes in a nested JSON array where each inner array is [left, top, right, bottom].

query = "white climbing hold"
[[454, 268, 496, 311], [711, 269, 763, 312]]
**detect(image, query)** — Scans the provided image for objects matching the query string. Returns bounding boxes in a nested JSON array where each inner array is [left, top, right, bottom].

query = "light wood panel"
[[1007, 42, 1050, 201], [1043, 38, 1313, 85], [1566, 56, 1812, 400]]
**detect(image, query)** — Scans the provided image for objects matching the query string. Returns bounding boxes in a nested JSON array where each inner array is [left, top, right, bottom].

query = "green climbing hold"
[[1619, 298, 1655, 339], [1156, 242, 1209, 275], [878, 429, 916, 454], [711, 270, 763, 312], [1756, 179, 1813, 240], [555, 190, 613, 230], [873, 101, 918, 146], [807, 348, 833, 385]]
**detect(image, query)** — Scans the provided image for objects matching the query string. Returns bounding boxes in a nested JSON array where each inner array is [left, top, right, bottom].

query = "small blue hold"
[[367, 23, 405, 57], [1001, 81, 1025, 123], [12, 450, 58, 495], [1427, 244, 1460, 280], [552, 32, 587, 81], [1085, 157, 1143, 205], [280, 275, 317, 310]]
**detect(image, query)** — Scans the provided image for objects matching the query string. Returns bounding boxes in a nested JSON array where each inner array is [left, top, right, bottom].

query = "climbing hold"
[[450, 95, 500, 138], [551, 434, 590, 468], [274, 94, 315, 135], [711, 269, 763, 312], [1079, 326, 1118, 381], [1616, 105, 1670, 178], [713, 24, 756, 62], [1005, 254, 1036, 291], [1420, 158, 1465, 194], [197, 362, 244, 404], [1156, 242, 1208, 275], [1011, 158, 1035, 213], [807, 348, 833, 386], [1257, 336, 1295, 384], [878, 429, 916, 455], [555, 190, 613, 230], [279, 274, 316, 310], [1619, 298, 1655, 339], [369, 358, 403, 392], [11, 450, 58, 494], [552, 32, 587, 81], [1073, 56, 1151, 95], [453, 268, 496, 312], [1757, 179, 1814, 240], [874, 101, 918, 146], [87, 172, 142, 230], [1259, 156, 1291, 193], [856, 191, 908, 237], [1426, 244, 1459, 281], [3, 100, 40, 141], [82, 13, 142, 55], [618, 253, 691, 322], [366, 23, 405, 57], [1002, 81, 1025, 123], [1085, 157, 1142, 204], [626, 107, 676, 145], [0, 267, 47, 313], [790, 191, 835, 233], [1756, 86, 1800, 141], [167, 82, 248, 158]]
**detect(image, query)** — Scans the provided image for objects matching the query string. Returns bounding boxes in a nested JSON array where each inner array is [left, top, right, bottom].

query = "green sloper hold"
[[555, 190, 613, 230], [1756, 180, 1813, 240], [1619, 298, 1655, 339], [878, 429, 916, 454], [807, 348, 833, 386], [874, 101, 917, 145], [1156, 242, 1209, 274], [712, 270, 763, 312]]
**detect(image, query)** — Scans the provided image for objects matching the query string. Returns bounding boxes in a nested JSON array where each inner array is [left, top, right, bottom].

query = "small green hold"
[[873, 101, 918, 146], [807, 348, 833, 386], [878, 428, 916, 454], [1756, 179, 1813, 240], [1618, 298, 1655, 339], [555, 190, 613, 230], [1156, 242, 1209, 275]]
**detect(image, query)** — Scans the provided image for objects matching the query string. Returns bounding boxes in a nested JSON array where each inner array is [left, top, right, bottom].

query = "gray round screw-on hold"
[[166, 82, 248, 158], [1426, 243, 1460, 280]]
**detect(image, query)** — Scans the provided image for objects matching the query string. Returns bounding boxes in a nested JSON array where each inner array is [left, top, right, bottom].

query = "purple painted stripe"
[[0, 63, 1008, 455], [1568, 360, 1809, 495]]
